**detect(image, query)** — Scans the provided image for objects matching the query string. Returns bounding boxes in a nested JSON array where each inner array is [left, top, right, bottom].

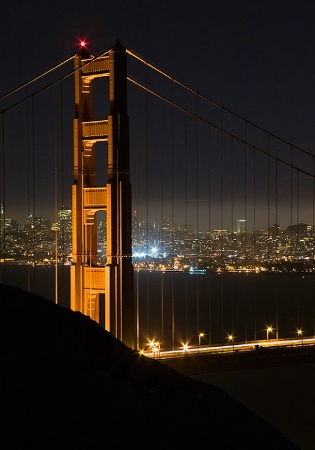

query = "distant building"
[[57, 207, 72, 261], [58, 207, 72, 240], [236, 219, 246, 233]]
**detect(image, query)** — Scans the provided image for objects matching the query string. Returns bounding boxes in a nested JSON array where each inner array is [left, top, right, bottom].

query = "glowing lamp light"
[[79, 39, 87, 48], [266, 326, 273, 340], [296, 328, 304, 345], [227, 333, 235, 352], [198, 332, 205, 347]]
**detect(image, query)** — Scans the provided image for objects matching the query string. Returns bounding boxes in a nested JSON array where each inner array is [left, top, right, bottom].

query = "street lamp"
[[198, 332, 205, 348], [296, 328, 304, 345], [266, 326, 273, 341], [148, 340, 160, 358], [227, 334, 234, 352], [183, 344, 189, 353]]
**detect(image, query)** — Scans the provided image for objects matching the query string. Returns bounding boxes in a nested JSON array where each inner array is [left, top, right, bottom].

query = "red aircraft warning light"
[[77, 38, 91, 59]]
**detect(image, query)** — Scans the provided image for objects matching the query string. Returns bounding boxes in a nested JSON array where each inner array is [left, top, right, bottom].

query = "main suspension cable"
[[127, 48, 314, 160], [127, 75, 315, 178], [0, 54, 76, 103], [0, 48, 111, 115]]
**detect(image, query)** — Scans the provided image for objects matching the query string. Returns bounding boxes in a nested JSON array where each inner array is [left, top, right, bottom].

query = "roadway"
[[143, 336, 315, 359]]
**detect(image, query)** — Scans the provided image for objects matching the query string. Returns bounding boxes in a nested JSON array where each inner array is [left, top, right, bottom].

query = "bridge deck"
[[160, 344, 315, 375]]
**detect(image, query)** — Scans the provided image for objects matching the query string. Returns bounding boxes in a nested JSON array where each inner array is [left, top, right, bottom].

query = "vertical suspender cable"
[[196, 95, 199, 336], [208, 125, 211, 345], [290, 146, 293, 254], [59, 79, 65, 306], [136, 269, 139, 350], [160, 84, 165, 348], [171, 81, 175, 350], [145, 64, 150, 337], [244, 128, 249, 341], [171, 272, 175, 350], [27, 100, 31, 291], [295, 169, 301, 329], [296, 170, 300, 244], [59, 80, 64, 304], [313, 157, 315, 335], [54, 153, 58, 305], [296, 167, 300, 331], [253, 138, 256, 259], [196, 96, 199, 243], [275, 160, 278, 233], [133, 82, 140, 350], [54, 86, 59, 306], [313, 156, 315, 258], [184, 120, 188, 252], [220, 109, 224, 263], [160, 140, 164, 347], [231, 137, 234, 335], [32, 96, 36, 273], [275, 159, 278, 339], [244, 123, 247, 259], [0, 114, 5, 283], [253, 138, 257, 340], [60, 80, 64, 250], [231, 138, 234, 254], [161, 270, 164, 346], [220, 109, 224, 343], [267, 134, 271, 259], [27, 96, 35, 291], [185, 270, 188, 343], [184, 118, 188, 344]]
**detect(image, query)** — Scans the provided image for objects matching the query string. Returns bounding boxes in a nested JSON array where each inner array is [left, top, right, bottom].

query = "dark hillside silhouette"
[[0, 284, 300, 449]]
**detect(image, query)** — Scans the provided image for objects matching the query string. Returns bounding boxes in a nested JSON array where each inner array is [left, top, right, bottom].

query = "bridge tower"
[[70, 41, 134, 349]]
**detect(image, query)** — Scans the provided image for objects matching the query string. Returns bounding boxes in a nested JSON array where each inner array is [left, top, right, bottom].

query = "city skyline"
[[2, 205, 315, 274], [2, 205, 315, 234]]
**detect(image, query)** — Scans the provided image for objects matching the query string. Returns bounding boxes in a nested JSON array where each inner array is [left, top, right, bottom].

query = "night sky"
[[1, 1, 314, 230]]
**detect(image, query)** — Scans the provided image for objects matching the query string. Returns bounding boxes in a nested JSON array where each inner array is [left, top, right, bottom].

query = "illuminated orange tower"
[[71, 41, 134, 349]]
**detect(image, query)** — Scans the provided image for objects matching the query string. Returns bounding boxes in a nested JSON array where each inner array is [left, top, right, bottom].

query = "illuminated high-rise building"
[[236, 219, 246, 233], [58, 206, 72, 261], [58, 207, 71, 241]]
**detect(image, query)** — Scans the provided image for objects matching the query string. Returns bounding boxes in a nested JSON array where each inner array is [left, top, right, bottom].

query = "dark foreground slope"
[[0, 284, 300, 450]]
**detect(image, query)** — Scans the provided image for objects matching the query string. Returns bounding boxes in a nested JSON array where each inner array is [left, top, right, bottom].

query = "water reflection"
[[1, 265, 314, 351]]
